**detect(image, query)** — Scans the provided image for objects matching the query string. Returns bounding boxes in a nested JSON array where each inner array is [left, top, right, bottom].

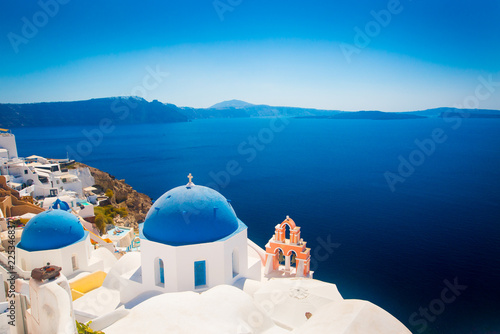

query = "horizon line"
[[1, 96, 499, 113]]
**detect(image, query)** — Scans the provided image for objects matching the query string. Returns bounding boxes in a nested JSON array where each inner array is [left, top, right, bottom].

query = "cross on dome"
[[187, 173, 195, 186]]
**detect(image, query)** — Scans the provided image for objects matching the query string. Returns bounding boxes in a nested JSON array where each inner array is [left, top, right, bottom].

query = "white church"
[[5, 174, 412, 334], [140, 174, 261, 292], [15, 210, 111, 278]]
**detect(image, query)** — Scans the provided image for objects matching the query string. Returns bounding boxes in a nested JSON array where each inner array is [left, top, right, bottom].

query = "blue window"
[[194, 260, 206, 287], [159, 260, 164, 284], [155, 258, 164, 287]]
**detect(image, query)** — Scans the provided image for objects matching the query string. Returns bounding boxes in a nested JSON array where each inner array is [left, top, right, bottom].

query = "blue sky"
[[1, 0, 499, 111]]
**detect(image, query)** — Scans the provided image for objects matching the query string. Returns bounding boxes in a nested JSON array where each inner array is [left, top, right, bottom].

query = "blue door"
[[194, 260, 206, 287]]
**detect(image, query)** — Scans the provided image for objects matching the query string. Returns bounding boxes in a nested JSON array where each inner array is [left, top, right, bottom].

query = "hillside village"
[[0, 129, 411, 334]]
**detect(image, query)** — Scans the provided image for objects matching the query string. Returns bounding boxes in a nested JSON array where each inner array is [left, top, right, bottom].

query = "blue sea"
[[13, 118, 500, 334]]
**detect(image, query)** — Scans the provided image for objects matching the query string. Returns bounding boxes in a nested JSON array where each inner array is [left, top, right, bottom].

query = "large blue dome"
[[17, 210, 87, 251], [142, 184, 243, 246]]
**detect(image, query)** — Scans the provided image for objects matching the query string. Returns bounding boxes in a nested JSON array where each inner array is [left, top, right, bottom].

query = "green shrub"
[[76, 320, 105, 333], [115, 207, 128, 217], [94, 213, 110, 234], [93, 205, 128, 233], [105, 189, 114, 198]]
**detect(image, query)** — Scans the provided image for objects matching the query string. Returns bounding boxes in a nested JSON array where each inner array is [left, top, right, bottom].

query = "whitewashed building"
[[0, 132, 94, 198], [0, 130, 18, 161], [6, 174, 412, 334], [140, 176, 259, 293], [15, 210, 109, 277]]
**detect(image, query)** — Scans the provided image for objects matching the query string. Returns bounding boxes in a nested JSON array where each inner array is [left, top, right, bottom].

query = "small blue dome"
[[51, 199, 71, 211], [142, 184, 242, 246], [17, 210, 87, 251]]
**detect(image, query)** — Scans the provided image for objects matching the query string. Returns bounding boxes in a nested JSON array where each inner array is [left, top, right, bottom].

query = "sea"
[[12, 117, 500, 334]]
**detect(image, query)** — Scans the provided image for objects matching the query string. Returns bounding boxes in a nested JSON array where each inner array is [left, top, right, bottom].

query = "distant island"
[[439, 111, 500, 119], [209, 99, 255, 109], [0, 97, 186, 128], [297, 110, 427, 120], [1, 97, 500, 128]]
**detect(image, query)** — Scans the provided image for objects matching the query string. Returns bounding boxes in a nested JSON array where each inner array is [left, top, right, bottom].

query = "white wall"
[[26, 274, 76, 334], [61, 179, 84, 197], [141, 228, 249, 294], [0, 149, 8, 160], [222, 229, 249, 285], [18, 185, 35, 197], [16, 235, 103, 277], [68, 168, 95, 189], [0, 134, 18, 159], [78, 203, 95, 219]]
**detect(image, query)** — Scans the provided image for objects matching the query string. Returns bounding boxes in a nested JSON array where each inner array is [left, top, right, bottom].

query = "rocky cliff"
[[0, 97, 187, 128], [76, 163, 152, 229]]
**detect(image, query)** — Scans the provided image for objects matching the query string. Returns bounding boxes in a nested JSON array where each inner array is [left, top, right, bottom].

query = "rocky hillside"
[[76, 163, 152, 229], [0, 97, 187, 128]]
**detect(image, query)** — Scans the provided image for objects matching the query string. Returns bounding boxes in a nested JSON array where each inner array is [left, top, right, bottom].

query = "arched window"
[[289, 251, 298, 268], [232, 249, 239, 278], [274, 248, 285, 270], [283, 223, 292, 240], [155, 258, 164, 287], [71, 254, 78, 271]]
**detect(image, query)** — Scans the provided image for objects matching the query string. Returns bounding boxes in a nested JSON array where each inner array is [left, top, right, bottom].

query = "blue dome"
[[17, 210, 87, 251], [142, 184, 243, 246], [51, 199, 71, 211]]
